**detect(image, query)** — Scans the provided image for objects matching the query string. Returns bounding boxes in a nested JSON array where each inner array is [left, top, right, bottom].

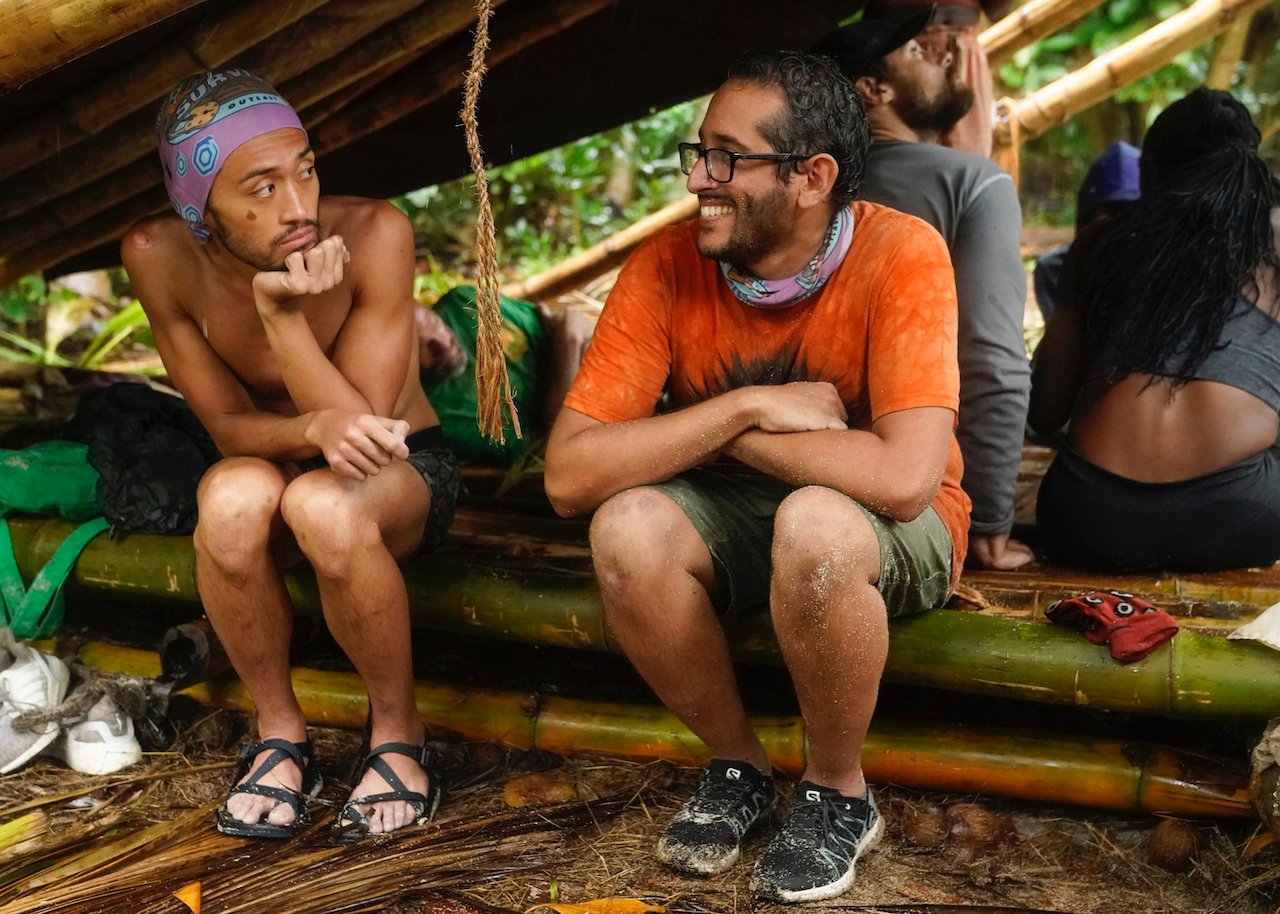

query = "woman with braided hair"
[[1030, 87, 1280, 571]]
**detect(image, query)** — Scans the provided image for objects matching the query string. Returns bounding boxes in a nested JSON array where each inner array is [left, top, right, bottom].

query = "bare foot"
[[225, 745, 306, 828], [343, 746, 434, 834]]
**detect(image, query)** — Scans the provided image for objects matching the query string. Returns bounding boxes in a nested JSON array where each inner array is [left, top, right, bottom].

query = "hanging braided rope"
[[461, 0, 521, 444]]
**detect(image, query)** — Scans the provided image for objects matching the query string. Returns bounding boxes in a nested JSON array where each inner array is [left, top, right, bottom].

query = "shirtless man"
[[123, 69, 458, 839]]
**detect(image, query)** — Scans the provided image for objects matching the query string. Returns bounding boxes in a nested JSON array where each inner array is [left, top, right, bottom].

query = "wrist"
[[728, 386, 761, 431], [302, 409, 327, 447]]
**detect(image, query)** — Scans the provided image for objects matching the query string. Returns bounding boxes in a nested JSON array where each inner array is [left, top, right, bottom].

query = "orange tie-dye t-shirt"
[[564, 200, 971, 578]]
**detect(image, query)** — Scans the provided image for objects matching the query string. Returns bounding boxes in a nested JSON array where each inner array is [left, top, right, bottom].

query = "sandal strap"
[[229, 738, 317, 791], [362, 741, 433, 770], [340, 741, 439, 826]]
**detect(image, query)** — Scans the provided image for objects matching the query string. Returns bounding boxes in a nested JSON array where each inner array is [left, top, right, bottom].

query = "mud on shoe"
[[751, 782, 883, 903], [656, 759, 775, 876]]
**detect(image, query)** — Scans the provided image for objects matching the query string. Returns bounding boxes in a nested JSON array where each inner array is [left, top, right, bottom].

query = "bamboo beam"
[[281, 0, 491, 114], [0, 0, 205, 92], [0, 0, 488, 269], [980, 0, 1110, 68], [12, 516, 1280, 720], [0, 0, 509, 281], [0, 160, 160, 269], [309, 0, 615, 157], [78, 642, 1254, 818], [0, 187, 168, 288], [230, 0, 428, 97], [0, 0, 331, 183], [1008, 0, 1274, 140], [0, 108, 154, 223], [501, 195, 700, 302], [991, 96, 1022, 187], [0, 0, 434, 217], [1205, 9, 1256, 88]]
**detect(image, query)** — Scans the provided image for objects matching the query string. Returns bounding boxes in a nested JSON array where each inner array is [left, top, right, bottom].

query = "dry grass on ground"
[[2, 712, 1280, 914]]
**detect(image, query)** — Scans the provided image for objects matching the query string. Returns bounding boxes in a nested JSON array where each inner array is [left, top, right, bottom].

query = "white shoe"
[[54, 693, 142, 776], [0, 632, 70, 774]]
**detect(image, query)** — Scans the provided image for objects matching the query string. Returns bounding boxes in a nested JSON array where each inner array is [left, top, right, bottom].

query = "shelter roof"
[[0, 0, 862, 282]]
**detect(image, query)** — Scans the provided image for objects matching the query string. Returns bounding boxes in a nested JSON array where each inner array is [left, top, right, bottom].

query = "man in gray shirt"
[[819, 13, 1033, 570]]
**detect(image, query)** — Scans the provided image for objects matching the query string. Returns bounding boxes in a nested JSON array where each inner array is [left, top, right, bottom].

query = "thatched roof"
[[0, 0, 863, 285]]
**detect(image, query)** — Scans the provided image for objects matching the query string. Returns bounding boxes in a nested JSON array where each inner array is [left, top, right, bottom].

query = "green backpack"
[[0, 440, 109, 639]]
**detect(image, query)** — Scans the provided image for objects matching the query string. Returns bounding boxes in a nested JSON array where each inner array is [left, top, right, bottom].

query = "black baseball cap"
[[815, 6, 935, 80]]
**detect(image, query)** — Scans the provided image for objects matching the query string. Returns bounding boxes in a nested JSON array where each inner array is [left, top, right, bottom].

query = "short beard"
[[205, 207, 321, 272], [697, 184, 791, 272], [901, 82, 975, 135]]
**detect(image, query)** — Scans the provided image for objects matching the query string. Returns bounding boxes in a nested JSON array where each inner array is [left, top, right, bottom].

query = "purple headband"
[[156, 68, 307, 243]]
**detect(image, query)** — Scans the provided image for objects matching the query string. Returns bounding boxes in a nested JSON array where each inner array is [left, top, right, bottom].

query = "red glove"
[[1045, 590, 1178, 663]]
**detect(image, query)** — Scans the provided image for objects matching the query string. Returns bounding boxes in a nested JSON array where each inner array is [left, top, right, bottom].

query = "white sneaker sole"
[[751, 813, 885, 903], [58, 719, 143, 776]]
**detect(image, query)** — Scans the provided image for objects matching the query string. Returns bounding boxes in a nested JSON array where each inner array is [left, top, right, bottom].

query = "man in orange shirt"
[[545, 51, 969, 902]]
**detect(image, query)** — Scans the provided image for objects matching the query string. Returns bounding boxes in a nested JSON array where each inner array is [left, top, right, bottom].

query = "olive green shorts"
[[648, 469, 953, 622]]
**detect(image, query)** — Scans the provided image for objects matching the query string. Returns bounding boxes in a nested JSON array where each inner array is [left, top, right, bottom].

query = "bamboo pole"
[[1008, 0, 1274, 141], [12, 516, 1280, 720], [0, 0, 489, 265], [0, 160, 159, 266], [228, 0, 428, 97], [6, 0, 614, 283], [500, 196, 700, 302], [77, 641, 1254, 818], [0, 0, 205, 93], [309, 0, 615, 157], [0, 0, 331, 184], [0, 187, 168, 289], [0, 0, 442, 219], [281, 0, 492, 115], [991, 96, 1022, 187], [0, 108, 155, 222], [980, 0, 1111, 68], [1205, 9, 1256, 88]]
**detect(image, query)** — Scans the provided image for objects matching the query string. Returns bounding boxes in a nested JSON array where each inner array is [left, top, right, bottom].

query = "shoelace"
[[689, 774, 757, 813], [785, 797, 833, 848]]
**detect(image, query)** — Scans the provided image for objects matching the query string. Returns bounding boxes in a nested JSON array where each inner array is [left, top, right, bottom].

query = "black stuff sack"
[[71, 383, 221, 535]]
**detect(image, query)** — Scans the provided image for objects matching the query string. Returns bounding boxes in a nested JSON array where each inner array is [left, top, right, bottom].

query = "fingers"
[[370, 416, 411, 459], [277, 236, 348, 297]]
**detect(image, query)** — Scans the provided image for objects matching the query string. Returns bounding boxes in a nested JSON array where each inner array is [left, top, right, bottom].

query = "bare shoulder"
[[120, 214, 201, 314], [321, 196, 414, 287], [121, 213, 191, 261], [321, 196, 412, 248]]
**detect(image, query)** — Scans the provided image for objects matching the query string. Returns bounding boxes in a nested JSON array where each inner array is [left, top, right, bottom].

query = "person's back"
[[1030, 88, 1280, 571], [820, 14, 1029, 569]]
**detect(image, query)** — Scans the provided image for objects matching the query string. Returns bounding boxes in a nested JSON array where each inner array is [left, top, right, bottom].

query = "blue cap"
[[1077, 141, 1140, 228]]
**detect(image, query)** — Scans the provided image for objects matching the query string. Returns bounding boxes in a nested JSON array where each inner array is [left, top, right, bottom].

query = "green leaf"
[[75, 300, 149, 368]]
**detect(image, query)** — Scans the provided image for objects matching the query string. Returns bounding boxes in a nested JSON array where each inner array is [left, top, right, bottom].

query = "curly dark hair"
[[1081, 88, 1280, 383], [725, 50, 870, 208]]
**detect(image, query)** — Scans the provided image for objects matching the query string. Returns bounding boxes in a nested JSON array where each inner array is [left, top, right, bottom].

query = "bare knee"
[[771, 486, 879, 603], [589, 488, 711, 616], [194, 459, 284, 573], [280, 474, 380, 579]]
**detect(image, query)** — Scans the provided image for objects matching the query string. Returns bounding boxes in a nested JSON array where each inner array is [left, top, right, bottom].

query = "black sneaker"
[[750, 781, 883, 902], [656, 759, 776, 875]]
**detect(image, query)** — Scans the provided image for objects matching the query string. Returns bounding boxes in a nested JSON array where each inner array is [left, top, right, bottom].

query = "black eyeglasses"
[[678, 142, 810, 183]]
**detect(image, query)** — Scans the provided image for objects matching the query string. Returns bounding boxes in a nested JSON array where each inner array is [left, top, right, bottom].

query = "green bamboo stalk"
[[16, 517, 1280, 720], [75, 642, 1251, 819]]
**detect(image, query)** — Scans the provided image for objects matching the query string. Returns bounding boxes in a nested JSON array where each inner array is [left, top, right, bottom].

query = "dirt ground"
[[5, 709, 1280, 914]]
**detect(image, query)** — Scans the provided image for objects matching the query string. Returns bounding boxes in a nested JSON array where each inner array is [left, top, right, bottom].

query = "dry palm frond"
[[6, 795, 627, 914]]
